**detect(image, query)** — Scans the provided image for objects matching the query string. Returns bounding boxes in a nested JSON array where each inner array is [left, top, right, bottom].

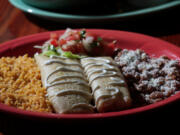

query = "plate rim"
[[1, 29, 180, 119], [8, 0, 180, 20]]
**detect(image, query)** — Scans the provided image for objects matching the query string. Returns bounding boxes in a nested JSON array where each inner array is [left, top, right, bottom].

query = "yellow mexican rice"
[[0, 55, 53, 112]]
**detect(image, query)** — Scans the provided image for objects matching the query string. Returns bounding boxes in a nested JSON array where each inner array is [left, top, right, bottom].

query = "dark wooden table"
[[0, 0, 180, 135]]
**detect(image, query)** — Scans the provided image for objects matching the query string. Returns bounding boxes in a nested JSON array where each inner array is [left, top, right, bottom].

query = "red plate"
[[0, 29, 180, 120]]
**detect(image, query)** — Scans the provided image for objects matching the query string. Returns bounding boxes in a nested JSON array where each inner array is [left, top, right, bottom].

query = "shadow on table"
[[1, 99, 180, 135], [24, 5, 180, 37]]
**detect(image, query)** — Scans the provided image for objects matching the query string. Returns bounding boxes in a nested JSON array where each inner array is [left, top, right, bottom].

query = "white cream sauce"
[[108, 77, 125, 86], [50, 55, 67, 59], [46, 66, 83, 83], [44, 58, 93, 111], [55, 89, 92, 100], [47, 75, 85, 84], [83, 62, 114, 69], [81, 57, 127, 105], [46, 80, 89, 88], [95, 87, 120, 105], [82, 57, 111, 63], [44, 59, 81, 67]]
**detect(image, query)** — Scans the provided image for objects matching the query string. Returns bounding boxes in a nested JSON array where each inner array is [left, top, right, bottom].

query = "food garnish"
[[35, 28, 117, 59]]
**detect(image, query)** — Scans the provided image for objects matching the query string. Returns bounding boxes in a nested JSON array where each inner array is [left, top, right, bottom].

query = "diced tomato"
[[50, 33, 58, 40], [61, 45, 76, 53], [104, 42, 116, 56], [70, 46, 77, 54], [50, 39, 58, 47], [65, 34, 80, 41], [61, 45, 71, 52], [61, 42, 85, 54], [74, 33, 80, 40], [76, 43, 86, 53], [59, 39, 67, 46], [65, 36, 76, 41]]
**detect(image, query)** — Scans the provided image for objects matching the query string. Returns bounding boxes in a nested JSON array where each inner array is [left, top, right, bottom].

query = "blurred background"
[[0, 0, 179, 45]]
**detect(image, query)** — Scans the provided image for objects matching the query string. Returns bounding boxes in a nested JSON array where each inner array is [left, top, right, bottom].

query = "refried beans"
[[115, 49, 180, 103]]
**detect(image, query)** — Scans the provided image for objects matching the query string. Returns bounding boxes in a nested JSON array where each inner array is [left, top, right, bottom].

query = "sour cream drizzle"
[[81, 57, 126, 105], [48, 75, 85, 84], [50, 55, 67, 59], [44, 58, 93, 111], [45, 66, 83, 84], [82, 57, 111, 64], [108, 77, 125, 86], [55, 89, 92, 100], [88, 70, 120, 85], [46, 80, 89, 88], [44, 59, 82, 67], [84, 63, 114, 70], [95, 87, 120, 105]]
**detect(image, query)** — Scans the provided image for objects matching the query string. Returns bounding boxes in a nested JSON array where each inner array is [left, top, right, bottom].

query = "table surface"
[[0, 0, 180, 134]]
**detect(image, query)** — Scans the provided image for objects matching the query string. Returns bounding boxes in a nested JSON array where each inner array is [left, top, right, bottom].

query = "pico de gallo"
[[36, 28, 117, 59]]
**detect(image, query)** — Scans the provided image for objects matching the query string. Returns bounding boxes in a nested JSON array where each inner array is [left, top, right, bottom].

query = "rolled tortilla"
[[81, 57, 131, 112], [35, 54, 94, 114]]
